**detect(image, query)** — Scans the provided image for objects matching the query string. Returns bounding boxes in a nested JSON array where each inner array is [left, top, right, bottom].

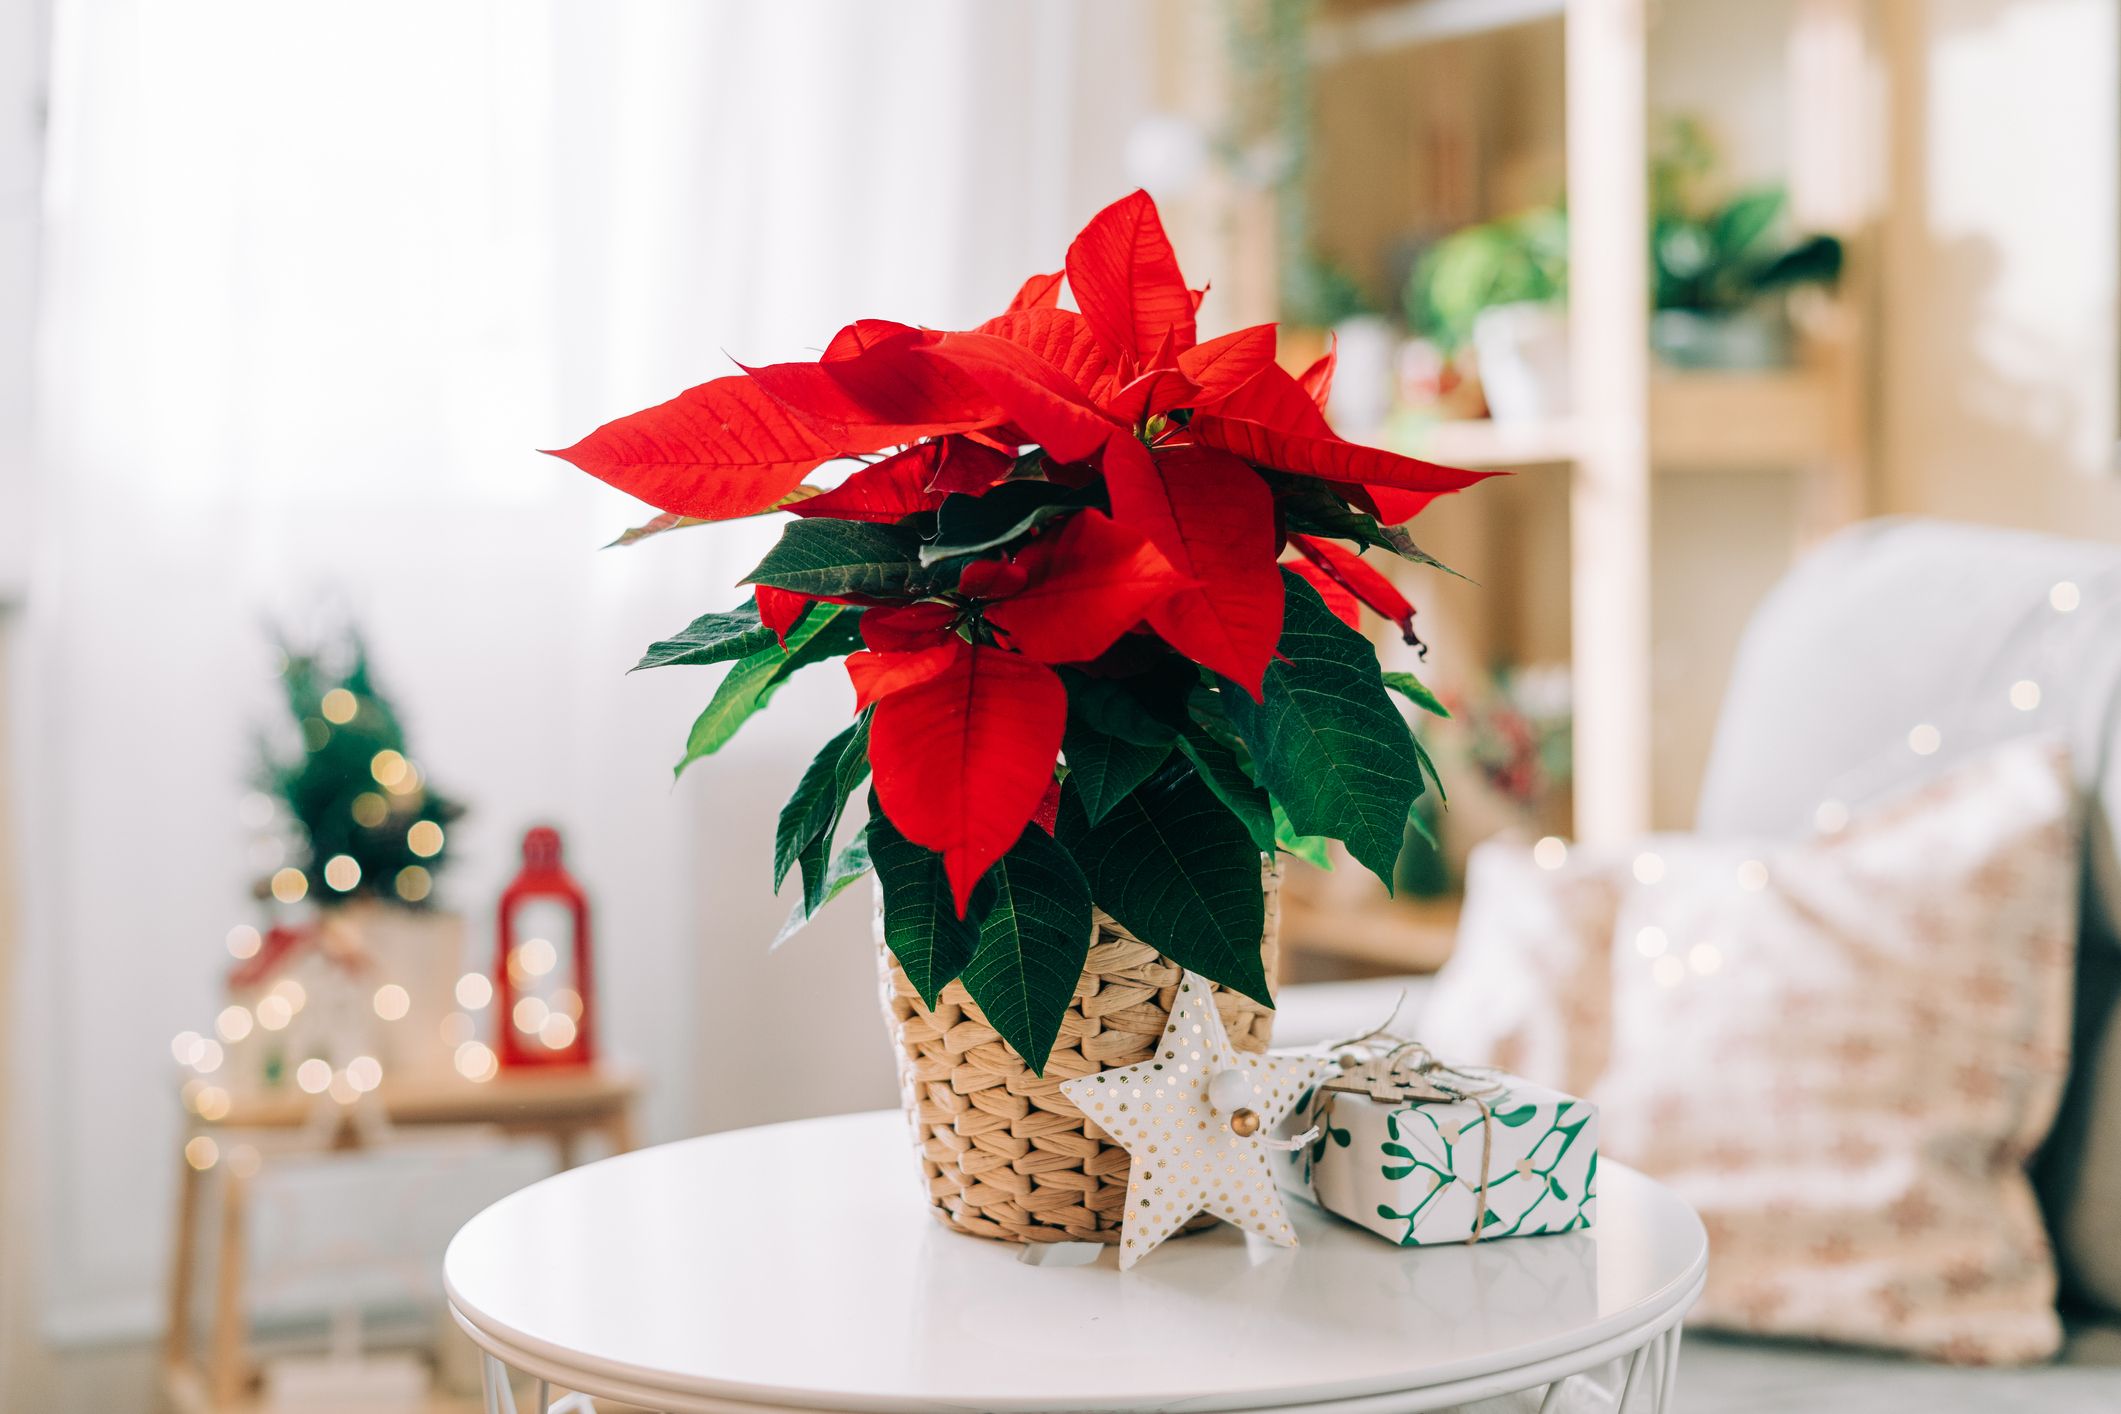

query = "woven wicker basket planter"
[[876, 865, 1280, 1244]]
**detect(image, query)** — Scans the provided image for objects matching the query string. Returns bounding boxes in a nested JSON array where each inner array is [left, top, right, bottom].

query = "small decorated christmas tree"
[[259, 633, 464, 911]]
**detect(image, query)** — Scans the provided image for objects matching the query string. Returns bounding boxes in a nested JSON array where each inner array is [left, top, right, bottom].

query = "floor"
[[1678, 1326, 2121, 1414], [0, 1328, 650, 1413], [9, 1318, 2119, 1412], [4, 1335, 160, 1414]]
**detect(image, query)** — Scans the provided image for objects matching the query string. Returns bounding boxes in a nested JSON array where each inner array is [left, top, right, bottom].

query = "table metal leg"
[[482, 1351, 520, 1414], [1533, 1322, 1686, 1414], [1657, 1323, 1685, 1413], [1615, 1339, 1651, 1411]]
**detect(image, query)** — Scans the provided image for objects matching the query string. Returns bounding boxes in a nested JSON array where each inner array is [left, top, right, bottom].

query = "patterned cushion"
[[1427, 739, 2079, 1364], [1694, 517, 2121, 1313], [1420, 838, 1621, 1100]]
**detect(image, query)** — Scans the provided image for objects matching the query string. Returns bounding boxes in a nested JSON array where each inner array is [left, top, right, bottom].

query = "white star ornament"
[[1059, 970, 1335, 1269]]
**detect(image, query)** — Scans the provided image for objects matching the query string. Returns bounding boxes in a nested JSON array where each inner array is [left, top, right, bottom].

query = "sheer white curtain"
[[14, 0, 1150, 1338]]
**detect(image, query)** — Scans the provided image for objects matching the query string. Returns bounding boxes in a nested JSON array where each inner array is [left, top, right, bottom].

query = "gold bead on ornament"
[[1229, 1108, 1260, 1137]]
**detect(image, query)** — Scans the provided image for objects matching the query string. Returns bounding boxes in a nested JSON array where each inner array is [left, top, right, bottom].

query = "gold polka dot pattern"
[[876, 866, 1282, 1246], [1058, 969, 1334, 1268]]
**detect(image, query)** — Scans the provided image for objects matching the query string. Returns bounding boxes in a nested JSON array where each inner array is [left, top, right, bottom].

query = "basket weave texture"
[[876, 867, 1280, 1244]]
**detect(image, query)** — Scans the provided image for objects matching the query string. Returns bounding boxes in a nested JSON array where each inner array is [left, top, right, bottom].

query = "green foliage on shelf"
[[1650, 118, 1842, 317], [1404, 117, 1844, 353], [1404, 209, 1570, 356]]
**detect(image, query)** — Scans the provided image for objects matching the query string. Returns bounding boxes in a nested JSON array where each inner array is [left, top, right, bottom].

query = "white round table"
[[447, 1110, 1705, 1413]]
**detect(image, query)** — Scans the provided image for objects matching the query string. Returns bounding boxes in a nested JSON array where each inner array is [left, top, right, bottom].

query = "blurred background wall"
[[1660, 0, 2121, 822], [1878, 0, 2118, 535]]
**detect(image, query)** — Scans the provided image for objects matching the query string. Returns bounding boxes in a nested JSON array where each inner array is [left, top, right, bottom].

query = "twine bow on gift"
[[1313, 1035, 1508, 1245]]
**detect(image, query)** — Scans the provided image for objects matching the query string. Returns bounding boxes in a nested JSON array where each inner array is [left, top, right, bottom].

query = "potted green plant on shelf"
[[551, 190, 1491, 1245], [1403, 118, 1846, 411], [1648, 117, 1844, 369], [1404, 207, 1570, 426]]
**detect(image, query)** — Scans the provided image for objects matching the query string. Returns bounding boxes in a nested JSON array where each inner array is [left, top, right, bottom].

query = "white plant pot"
[[1471, 302, 1571, 425], [1650, 308, 1792, 371]]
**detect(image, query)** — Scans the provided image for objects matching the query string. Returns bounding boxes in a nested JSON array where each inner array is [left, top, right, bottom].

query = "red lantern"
[[494, 826, 595, 1069]]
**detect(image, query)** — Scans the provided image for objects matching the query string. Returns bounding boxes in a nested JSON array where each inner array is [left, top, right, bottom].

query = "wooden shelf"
[[1390, 367, 1843, 472], [1650, 368, 1839, 470], [204, 1064, 642, 1132], [1312, 0, 1566, 64], [1403, 416, 1579, 468], [1280, 891, 1460, 973]]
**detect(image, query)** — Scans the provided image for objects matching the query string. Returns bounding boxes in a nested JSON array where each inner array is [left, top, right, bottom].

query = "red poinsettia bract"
[[553, 189, 1493, 917]]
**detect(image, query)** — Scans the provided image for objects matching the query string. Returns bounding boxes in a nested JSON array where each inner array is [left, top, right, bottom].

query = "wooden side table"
[[165, 1066, 640, 1413]]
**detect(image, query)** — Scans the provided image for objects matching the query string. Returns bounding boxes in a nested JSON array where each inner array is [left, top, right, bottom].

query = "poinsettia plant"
[[553, 191, 1491, 1072]]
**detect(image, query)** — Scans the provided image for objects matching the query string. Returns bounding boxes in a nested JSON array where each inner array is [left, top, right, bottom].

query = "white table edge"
[[451, 1268, 1705, 1414], [445, 1112, 1710, 1414]]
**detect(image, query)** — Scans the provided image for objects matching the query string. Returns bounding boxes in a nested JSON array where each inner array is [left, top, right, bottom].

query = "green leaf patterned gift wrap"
[[1272, 1052, 1598, 1246]]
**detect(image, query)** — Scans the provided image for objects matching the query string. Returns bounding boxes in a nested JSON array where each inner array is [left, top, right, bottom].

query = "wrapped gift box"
[[1273, 1051, 1598, 1247]]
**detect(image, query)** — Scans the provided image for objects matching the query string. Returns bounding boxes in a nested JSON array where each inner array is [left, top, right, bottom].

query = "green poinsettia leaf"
[[1410, 732, 1445, 804], [1174, 722, 1275, 853], [674, 605, 862, 777], [1185, 681, 1249, 755], [794, 732, 873, 912], [633, 602, 777, 672], [1058, 666, 1188, 747], [957, 824, 1094, 1075], [1381, 670, 1451, 719], [1405, 801, 1440, 851], [739, 519, 932, 598], [1062, 716, 1171, 826], [921, 481, 1099, 566], [1272, 798, 1334, 869], [1057, 760, 1270, 1007], [772, 710, 873, 908], [1221, 571, 1423, 888], [1266, 472, 1465, 578], [769, 836, 872, 951], [868, 805, 986, 1008]]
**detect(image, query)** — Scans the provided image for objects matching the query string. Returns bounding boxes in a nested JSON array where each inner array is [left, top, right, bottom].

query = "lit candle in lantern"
[[494, 826, 595, 1069]]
